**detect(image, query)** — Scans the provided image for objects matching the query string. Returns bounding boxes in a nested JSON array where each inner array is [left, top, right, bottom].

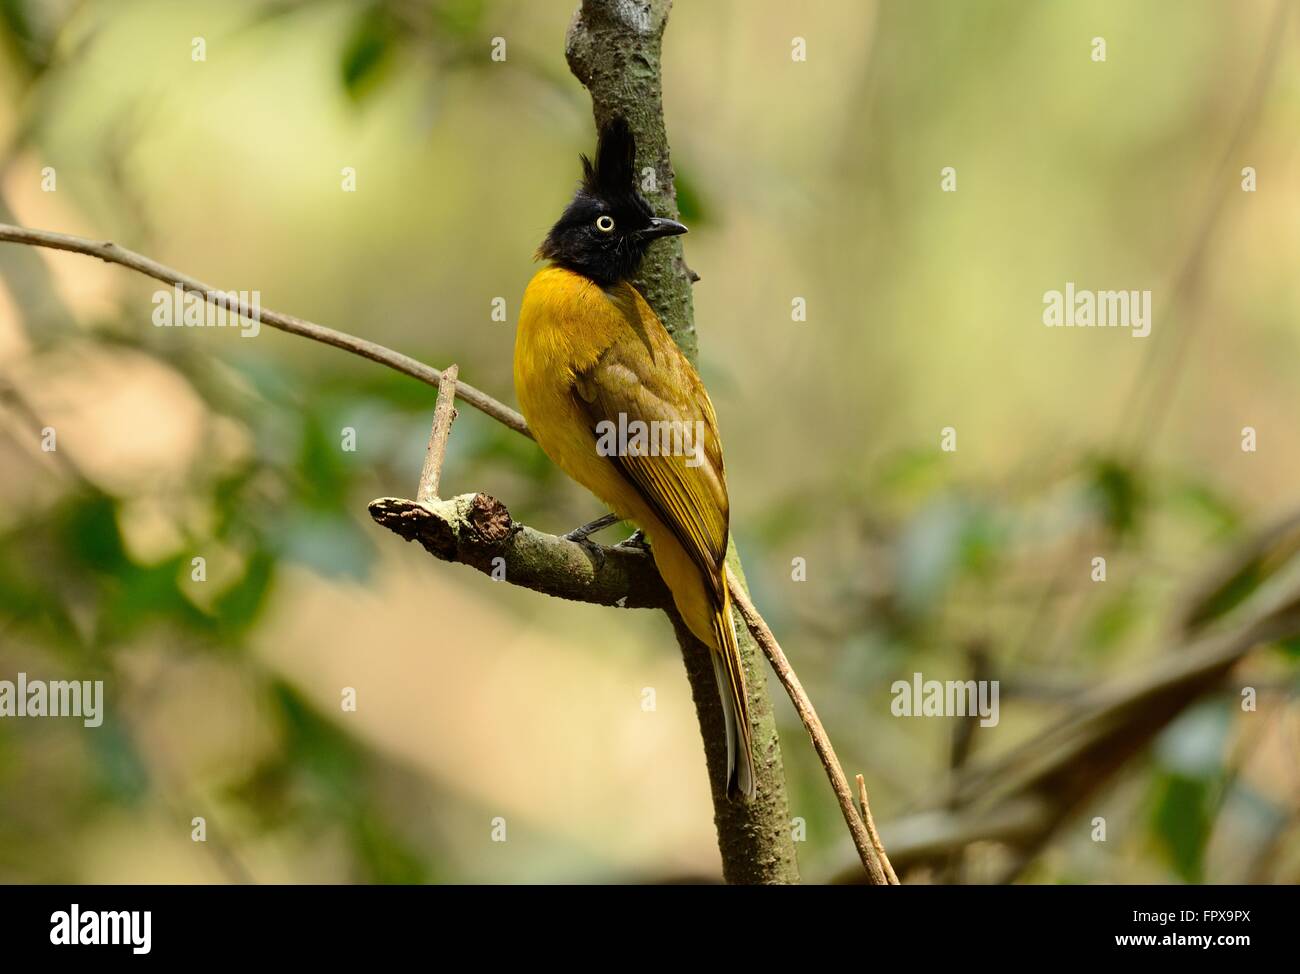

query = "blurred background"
[[0, 0, 1297, 884]]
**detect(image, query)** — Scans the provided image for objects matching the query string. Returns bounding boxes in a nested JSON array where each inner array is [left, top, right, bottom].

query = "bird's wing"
[[572, 327, 729, 592]]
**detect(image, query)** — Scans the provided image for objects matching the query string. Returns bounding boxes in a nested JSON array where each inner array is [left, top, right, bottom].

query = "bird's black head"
[[537, 118, 687, 287]]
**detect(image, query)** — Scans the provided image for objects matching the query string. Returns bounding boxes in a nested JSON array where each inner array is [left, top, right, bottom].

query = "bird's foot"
[[562, 512, 620, 544], [615, 529, 649, 551]]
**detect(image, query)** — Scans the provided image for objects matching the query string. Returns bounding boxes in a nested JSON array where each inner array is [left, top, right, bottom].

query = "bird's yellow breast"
[[513, 265, 724, 651], [514, 266, 642, 518], [515, 266, 612, 378]]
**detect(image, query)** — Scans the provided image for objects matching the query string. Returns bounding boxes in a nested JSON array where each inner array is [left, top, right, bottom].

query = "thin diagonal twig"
[[857, 773, 900, 884], [728, 573, 890, 884], [0, 223, 530, 438]]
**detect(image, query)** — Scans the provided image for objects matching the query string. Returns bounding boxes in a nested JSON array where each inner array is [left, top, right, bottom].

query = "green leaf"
[[873, 447, 948, 498], [0, 532, 80, 648], [214, 549, 276, 637], [431, 0, 486, 38], [340, 4, 399, 101], [1084, 589, 1141, 653], [1275, 636, 1300, 660], [1183, 561, 1266, 632], [0, 0, 50, 75], [1166, 480, 1242, 539], [55, 491, 129, 574], [351, 812, 431, 884], [1085, 456, 1145, 538], [673, 167, 708, 225], [297, 409, 353, 510], [269, 681, 364, 808], [1150, 773, 1212, 882], [102, 557, 211, 643], [1149, 702, 1229, 881]]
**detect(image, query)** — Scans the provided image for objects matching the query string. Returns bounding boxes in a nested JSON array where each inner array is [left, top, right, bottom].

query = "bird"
[[514, 118, 756, 800]]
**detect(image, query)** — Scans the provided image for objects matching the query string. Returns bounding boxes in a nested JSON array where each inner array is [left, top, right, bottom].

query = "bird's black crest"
[[581, 117, 637, 200]]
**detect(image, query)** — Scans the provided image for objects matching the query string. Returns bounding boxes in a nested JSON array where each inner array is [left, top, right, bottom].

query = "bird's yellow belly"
[[515, 360, 716, 648]]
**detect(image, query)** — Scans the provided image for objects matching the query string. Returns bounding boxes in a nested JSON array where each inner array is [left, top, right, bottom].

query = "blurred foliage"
[[228, 682, 432, 883], [0, 0, 517, 885]]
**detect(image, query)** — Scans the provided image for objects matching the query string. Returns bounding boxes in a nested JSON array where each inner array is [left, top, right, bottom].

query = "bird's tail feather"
[[711, 588, 756, 801]]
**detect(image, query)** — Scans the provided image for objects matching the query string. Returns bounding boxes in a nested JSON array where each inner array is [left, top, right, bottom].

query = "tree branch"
[[728, 574, 887, 884], [0, 223, 530, 438], [857, 774, 900, 885], [566, 0, 698, 358], [369, 493, 671, 610], [564, 0, 805, 883], [417, 364, 459, 504]]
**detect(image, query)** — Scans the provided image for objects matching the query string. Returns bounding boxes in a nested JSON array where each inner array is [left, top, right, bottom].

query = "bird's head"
[[537, 117, 687, 286]]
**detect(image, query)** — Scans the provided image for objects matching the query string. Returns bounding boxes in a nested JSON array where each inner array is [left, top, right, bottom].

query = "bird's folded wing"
[[573, 338, 729, 593]]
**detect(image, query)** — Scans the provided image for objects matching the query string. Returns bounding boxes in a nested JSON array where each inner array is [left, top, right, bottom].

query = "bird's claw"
[[569, 535, 607, 572], [561, 516, 644, 569], [615, 529, 649, 551]]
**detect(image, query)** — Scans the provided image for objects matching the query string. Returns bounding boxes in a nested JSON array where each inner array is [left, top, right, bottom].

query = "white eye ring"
[[595, 215, 615, 233]]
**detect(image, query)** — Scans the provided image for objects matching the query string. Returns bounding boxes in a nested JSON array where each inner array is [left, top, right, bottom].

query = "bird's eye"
[[595, 215, 615, 233]]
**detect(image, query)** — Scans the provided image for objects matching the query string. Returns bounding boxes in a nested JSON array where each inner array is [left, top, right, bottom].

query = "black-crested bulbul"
[[514, 119, 755, 800]]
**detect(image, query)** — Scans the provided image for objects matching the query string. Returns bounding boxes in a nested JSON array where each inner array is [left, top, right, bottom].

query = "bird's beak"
[[641, 217, 689, 240]]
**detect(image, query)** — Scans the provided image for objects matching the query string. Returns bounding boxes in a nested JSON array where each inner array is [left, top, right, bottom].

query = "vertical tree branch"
[[566, 0, 698, 360], [566, 0, 799, 883]]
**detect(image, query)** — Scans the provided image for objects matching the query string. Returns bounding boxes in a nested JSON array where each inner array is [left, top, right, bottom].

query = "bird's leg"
[[562, 513, 622, 573], [562, 512, 620, 543], [615, 528, 649, 550]]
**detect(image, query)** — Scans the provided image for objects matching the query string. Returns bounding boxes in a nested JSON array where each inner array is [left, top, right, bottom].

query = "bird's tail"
[[711, 585, 756, 801]]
